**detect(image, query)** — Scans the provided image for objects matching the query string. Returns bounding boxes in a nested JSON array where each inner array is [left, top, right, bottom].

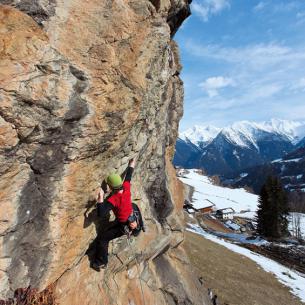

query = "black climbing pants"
[[96, 223, 125, 265]]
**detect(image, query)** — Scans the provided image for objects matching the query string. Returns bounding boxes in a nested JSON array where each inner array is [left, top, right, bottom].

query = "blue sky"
[[176, 0, 305, 130]]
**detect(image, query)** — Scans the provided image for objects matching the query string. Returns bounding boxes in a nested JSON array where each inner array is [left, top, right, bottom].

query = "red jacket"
[[107, 181, 132, 223]]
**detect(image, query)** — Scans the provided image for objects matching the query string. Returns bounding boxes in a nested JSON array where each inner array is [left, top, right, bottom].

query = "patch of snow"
[[196, 199, 215, 209], [263, 118, 305, 143], [233, 149, 240, 159], [235, 211, 256, 218], [240, 173, 248, 178], [180, 170, 305, 237], [297, 174, 303, 179], [272, 158, 302, 163], [271, 158, 282, 163], [213, 231, 268, 246], [179, 169, 258, 216], [224, 220, 241, 231], [188, 224, 305, 303], [282, 158, 302, 163], [221, 121, 262, 149], [180, 125, 221, 145]]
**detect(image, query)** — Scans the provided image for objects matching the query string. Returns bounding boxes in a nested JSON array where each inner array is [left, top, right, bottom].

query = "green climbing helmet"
[[106, 173, 123, 189]]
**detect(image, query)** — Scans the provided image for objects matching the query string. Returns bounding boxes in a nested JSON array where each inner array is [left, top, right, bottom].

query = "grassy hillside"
[[184, 231, 303, 305]]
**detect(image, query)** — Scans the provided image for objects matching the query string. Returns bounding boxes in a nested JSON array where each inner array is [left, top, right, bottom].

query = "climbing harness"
[[123, 203, 145, 238]]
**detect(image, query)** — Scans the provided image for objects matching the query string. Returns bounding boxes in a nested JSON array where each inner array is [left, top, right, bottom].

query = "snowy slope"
[[180, 125, 220, 145], [265, 118, 305, 143], [179, 169, 259, 217], [180, 170, 305, 235], [188, 224, 305, 304], [220, 121, 262, 149]]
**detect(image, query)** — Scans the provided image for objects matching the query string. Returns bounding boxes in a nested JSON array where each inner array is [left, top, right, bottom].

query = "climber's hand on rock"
[[129, 221, 137, 230], [97, 188, 104, 203], [129, 158, 136, 168]]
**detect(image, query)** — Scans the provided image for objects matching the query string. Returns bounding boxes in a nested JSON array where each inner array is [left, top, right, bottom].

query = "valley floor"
[[184, 230, 304, 305]]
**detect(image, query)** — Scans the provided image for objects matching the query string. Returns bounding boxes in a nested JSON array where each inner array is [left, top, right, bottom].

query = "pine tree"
[[256, 176, 289, 238], [256, 180, 269, 236]]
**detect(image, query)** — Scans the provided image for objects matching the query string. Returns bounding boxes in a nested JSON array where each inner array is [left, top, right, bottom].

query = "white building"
[[216, 207, 235, 220]]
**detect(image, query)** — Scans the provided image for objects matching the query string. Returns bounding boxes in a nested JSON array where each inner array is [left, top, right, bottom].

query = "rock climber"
[[92, 159, 138, 271], [212, 294, 218, 305]]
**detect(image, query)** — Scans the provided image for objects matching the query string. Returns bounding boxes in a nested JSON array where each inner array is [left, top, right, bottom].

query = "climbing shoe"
[[92, 260, 107, 272]]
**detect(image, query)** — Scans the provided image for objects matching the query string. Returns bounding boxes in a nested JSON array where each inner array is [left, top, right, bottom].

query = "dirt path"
[[184, 231, 304, 305]]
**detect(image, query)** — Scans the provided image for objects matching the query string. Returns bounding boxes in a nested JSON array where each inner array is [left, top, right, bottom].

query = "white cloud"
[[250, 83, 282, 99], [298, 78, 305, 88], [274, 1, 299, 13], [192, 0, 230, 22], [297, 11, 305, 19], [274, 101, 305, 122], [253, 1, 300, 14], [291, 77, 305, 91], [178, 1, 305, 128], [253, 1, 267, 12], [182, 40, 305, 104], [199, 76, 235, 97], [192, 82, 281, 111], [184, 40, 305, 71], [296, 11, 305, 25]]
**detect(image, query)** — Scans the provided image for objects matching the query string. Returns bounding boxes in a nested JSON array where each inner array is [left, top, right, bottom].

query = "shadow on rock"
[[83, 200, 99, 230], [83, 201, 118, 269]]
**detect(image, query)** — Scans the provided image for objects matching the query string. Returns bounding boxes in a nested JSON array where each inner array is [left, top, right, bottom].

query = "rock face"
[[0, 1, 209, 304]]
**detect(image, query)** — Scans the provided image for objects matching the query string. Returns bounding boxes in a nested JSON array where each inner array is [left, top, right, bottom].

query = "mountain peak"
[[180, 125, 221, 144], [180, 119, 305, 147]]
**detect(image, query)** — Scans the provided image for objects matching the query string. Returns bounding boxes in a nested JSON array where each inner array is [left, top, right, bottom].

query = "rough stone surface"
[[0, 1, 207, 304]]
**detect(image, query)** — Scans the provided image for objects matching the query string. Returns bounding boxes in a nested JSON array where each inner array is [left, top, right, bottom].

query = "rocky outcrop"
[[0, 1, 209, 304]]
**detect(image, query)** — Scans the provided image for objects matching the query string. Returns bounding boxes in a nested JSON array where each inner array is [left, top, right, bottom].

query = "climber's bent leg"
[[95, 224, 124, 267]]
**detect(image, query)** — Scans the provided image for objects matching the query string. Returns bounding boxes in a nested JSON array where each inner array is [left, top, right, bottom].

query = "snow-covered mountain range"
[[174, 119, 305, 177], [180, 119, 305, 148]]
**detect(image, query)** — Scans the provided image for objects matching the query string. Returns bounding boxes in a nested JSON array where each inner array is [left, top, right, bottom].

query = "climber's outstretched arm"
[[124, 159, 135, 182]]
